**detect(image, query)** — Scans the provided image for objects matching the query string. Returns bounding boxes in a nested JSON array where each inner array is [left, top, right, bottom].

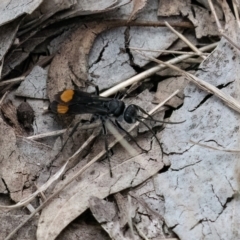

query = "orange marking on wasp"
[[57, 104, 69, 114], [60, 89, 74, 102]]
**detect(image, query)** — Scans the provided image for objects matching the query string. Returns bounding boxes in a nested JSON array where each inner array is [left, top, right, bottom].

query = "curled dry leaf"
[[155, 19, 240, 239], [47, 22, 109, 101]]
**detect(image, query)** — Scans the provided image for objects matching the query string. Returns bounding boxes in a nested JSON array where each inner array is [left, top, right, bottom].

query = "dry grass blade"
[[101, 43, 217, 97], [0, 76, 25, 87], [0, 90, 9, 106], [5, 90, 179, 240], [232, 0, 240, 28], [208, 0, 240, 51], [164, 21, 206, 60], [26, 122, 100, 140], [129, 47, 209, 56], [190, 140, 240, 152]]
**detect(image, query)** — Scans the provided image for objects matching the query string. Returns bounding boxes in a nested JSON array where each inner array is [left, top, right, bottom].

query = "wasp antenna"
[[138, 116, 185, 125], [135, 105, 185, 124]]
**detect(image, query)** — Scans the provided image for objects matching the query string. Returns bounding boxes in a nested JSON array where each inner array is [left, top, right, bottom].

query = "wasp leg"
[[114, 119, 148, 153], [101, 118, 113, 177], [137, 118, 163, 158]]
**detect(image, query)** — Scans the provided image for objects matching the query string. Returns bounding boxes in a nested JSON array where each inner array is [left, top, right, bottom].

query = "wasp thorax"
[[108, 99, 125, 117]]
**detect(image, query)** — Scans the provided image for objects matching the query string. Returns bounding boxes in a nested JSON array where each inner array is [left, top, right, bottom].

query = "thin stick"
[[128, 47, 209, 56], [101, 43, 217, 97], [0, 57, 4, 79], [232, 0, 240, 28], [164, 21, 206, 60], [190, 140, 240, 152], [0, 90, 9, 106], [0, 76, 25, 87], [4, 90, 179, 240], [207, 0, 223, 30], [208, 0, 240, 51], [26, 122, 100, 140]]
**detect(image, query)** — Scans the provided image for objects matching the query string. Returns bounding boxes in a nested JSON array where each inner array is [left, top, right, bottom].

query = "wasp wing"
[[54, 90, 112, 105]]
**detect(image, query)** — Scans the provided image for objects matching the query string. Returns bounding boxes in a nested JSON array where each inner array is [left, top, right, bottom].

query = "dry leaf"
[[128, 0, 148, 22], [47, 22, 109, 101], [153, 76, 187, 108], [36, 133, 164, 239]]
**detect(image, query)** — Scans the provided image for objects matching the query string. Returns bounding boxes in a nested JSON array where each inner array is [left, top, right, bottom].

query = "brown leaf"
[[1, 100, 24, 135], [128, 0, 148, 22], [47, 22, 110, 101], [158, 0, 190, 16], [153, 76, 187, 108]]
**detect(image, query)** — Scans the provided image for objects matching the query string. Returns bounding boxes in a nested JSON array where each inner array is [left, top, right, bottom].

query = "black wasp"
[[50, 89, 181, 175]]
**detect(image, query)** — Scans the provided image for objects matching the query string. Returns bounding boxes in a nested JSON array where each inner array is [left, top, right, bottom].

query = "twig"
[[128, 47, 209, 56], [0, 90, 9, 106], [164, 21, 206, 60], [0, 76, 25, 87], [26, 122, 100, 140], [208, 0, 223, 30], [0, 57, 4, 79], [233, 0, 240, 28], [208, 0, 240, 51], [101, 42, 217, 97], [190, 140, 240, 152]]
